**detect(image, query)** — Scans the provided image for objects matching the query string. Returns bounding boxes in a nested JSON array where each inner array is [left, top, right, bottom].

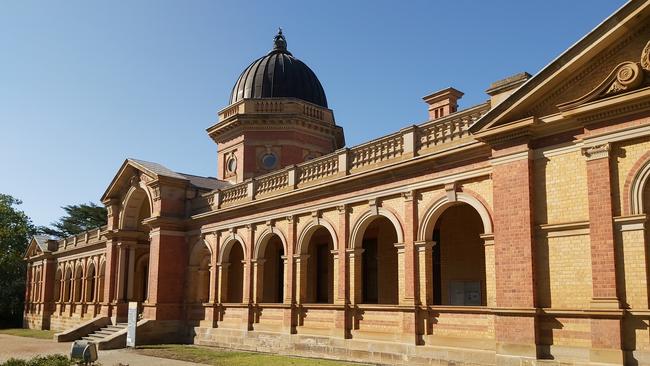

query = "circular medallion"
[[226, 157, 237, 173], [261, 153, 278, 169]]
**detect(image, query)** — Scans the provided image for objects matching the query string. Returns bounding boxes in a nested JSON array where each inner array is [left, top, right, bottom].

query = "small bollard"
[[70, 340, 98, 365]]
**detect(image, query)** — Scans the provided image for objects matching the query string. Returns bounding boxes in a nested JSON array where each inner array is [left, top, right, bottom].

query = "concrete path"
[[0, 334, 202, 366]]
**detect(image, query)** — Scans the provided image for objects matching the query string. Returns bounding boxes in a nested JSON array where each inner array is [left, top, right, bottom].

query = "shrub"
[[0, 355, 73, 366]]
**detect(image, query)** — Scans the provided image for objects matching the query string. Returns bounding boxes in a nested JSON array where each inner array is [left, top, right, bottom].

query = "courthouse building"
[[22, 1, 650, 364]]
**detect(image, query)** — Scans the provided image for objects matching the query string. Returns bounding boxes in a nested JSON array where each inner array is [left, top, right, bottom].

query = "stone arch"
[[297, 217, 339, 254], [119, 183, 154, 230], [418, 191, 493, 242], [626, 152, 650, 215], [73, 262, 84, 302], [190, 239, 213, 265], [34, 267, 42, 302], [134, 254, 150, 302], [63, 265, 73, 302], [218, 233, 247, 264], [54, 267, 62, 302], [253, 226, 288, 259], [188, 239, 213, 303], [350, 206, 404, 249], [419, 191, 492, 307], [85, 261, 96, 302], [252, 227, 287, 304], [98, 258, 106, 303], [219, 235, 246, 303]]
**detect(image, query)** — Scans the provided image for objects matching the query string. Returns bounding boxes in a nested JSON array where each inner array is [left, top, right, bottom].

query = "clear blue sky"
[[0, 0, 626, 227]]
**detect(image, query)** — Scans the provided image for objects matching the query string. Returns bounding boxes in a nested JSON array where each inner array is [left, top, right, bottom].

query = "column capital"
[[414, 240, 436, 251], [346, 248, 364, 257], [581, 143, 610, 161]]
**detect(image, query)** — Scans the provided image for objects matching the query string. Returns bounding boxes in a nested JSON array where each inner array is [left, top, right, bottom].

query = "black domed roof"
[[229, 29, 328, 108]]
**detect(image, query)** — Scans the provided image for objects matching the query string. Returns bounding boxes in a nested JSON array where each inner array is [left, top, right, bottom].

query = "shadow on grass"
[[135, 344, 368, 366]]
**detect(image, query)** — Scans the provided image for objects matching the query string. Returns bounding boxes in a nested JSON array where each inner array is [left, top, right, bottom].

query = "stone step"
[[91, 329, 118, 337], [105, 325, 127, 330], [81, 336, 105, 342]]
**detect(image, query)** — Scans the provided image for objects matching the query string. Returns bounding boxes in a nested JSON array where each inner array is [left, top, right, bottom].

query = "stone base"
[[192, 327, 497, 365], [191, 327, 631, 366]]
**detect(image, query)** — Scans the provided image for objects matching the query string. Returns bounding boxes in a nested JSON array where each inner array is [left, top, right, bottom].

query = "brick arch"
[[349, 206, 404, 249], [297, 217, 339, 254], [623, 150, 650, 215], [418, 191, 493, 242], [253, 226, 288, 259]]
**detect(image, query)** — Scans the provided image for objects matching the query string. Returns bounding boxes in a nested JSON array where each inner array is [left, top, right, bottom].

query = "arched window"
[[304, 227, 334, 303]]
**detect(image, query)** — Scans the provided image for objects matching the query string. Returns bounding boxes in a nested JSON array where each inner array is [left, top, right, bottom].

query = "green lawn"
[[135, 344, 367, 366], [0, 328, 56, 340]]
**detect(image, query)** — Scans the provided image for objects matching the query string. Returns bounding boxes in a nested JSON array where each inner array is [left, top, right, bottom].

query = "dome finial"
[[273, 27, 288, 53]]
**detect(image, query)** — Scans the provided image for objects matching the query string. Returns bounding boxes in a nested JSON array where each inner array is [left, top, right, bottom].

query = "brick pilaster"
[[144, 227, 187, 320], [491, 143, 538, 361], [583, 142, 624, 364]]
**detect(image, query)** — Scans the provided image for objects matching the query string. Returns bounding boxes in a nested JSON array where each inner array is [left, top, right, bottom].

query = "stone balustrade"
[[297, 154, 339, 185], [204, 103, 489, 212], [57, 225, 107, 251]]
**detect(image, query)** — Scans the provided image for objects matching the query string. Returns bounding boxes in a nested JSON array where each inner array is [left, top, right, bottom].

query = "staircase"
[[81, 322, 128, 344]]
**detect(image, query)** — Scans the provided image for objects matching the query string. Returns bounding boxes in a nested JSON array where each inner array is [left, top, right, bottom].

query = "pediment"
[[101, 159, 189, 203], [24, 235, 57, 259], [471, 1, 650, 134]]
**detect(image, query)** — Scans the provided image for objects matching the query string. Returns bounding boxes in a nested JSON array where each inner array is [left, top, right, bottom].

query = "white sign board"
[[126, 302, 138, 347]]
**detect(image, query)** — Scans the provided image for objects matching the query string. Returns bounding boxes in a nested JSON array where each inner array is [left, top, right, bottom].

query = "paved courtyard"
[[0, 334, 200, 366]]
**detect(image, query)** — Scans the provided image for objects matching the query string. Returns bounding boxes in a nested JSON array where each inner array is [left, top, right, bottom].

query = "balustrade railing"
[[297, 154, 339, 184], [220, 183, 248, 206], [349, 133, 404, 170], [205, 103, 490, 211], [256, 170, 289, 196]]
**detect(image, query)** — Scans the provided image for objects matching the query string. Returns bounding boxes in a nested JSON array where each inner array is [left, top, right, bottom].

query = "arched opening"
[[73, 265, 83, 303], [118, 184, 152, 304], [304, 227, 334, 303], [134, 254, 149, 302], [188, 241, 212, 303], [98, 261, 105, 303], [63, 267, 73, 303], [54, 268, 62, 302], [85, 263, 96, 302], [34, 268, 41, 302], [432, 203, 486, 306], [225, 241, 245, 303], [260, 234, 284, 303], [360, 216, 399, 304]]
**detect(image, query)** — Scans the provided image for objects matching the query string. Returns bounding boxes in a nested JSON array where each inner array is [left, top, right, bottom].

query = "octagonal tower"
[[207, 29, 345, 184]]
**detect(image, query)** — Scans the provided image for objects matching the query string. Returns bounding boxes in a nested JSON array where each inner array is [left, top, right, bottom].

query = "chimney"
[[422, 87, 464, 120], [486, 72, 531, 107]]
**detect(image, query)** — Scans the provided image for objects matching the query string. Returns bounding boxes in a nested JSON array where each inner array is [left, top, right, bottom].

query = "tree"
[[40, 202, 107, 238], [0, 194, 36, 327]]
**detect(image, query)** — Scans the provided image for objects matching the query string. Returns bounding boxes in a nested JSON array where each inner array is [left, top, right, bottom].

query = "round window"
[[261, 153, 277, 169], [226, 157, 237, 173]]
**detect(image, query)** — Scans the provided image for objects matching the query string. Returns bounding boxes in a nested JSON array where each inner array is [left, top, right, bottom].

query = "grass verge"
[[135, 344, 366, 366], [0, 328, 56, 340]]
